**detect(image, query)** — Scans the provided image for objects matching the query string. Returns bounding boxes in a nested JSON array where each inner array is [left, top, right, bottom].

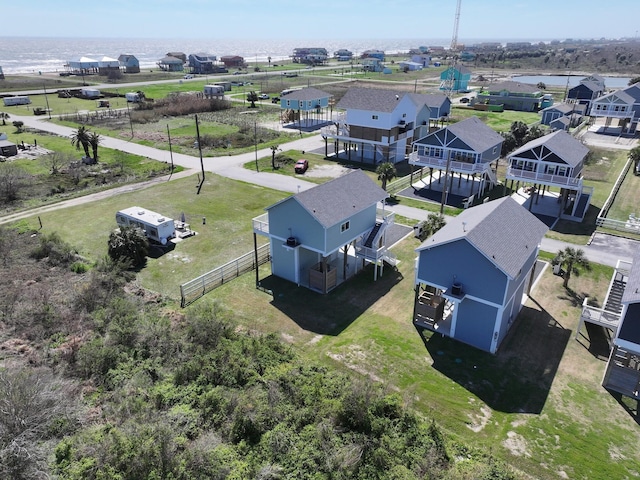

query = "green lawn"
[[449, 107, 541, 132]]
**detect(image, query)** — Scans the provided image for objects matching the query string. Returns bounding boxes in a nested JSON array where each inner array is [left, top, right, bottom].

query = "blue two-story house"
[[413, 197, 548, 353], [409, 116, 504, 203], [252, 170, 395, 293], [279, 87, 331, 129]]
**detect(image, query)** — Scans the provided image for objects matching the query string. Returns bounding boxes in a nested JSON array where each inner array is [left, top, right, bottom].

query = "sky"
[[2, 0, 638, 41]]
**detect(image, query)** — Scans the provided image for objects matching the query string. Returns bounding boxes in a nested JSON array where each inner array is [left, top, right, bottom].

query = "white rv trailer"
[[116, 207, 175, 245], [3, 96, 31, 106]]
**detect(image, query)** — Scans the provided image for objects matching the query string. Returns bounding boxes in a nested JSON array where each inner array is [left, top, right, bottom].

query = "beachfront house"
[[408, 116, 504, 204], [321, 87, 440, 164], [188, 53, 218, 74], [252, 169, 395, 293], [413, 197, 548, 354], [473, 81, 552, 112], [334, 49, 353, 61], [157, 55, 184, 72], [220, 55, 245, 68], [411, 54, 431, 67], [361, 50, 385, 61], [98, 56, 120, 76], [279, 87, 331, 129], [505, 130, 592, 221], [439, 65, 472, 92], [590, 83, 640, 135], [118, 54, 140, 73], [291, 48, 328, 65], [65, 57, 99, 76]]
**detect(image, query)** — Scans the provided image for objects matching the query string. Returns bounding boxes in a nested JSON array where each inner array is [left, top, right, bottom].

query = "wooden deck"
[[603, 346, 640, 398]]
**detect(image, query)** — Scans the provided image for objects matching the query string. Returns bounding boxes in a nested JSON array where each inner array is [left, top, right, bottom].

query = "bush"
[[107, 226, 149, 268], [31, 232, 78, 267]]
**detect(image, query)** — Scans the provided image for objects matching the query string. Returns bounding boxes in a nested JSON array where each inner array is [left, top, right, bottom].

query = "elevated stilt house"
[[413, 197, 548, 353], [252, 170, 395, 293]]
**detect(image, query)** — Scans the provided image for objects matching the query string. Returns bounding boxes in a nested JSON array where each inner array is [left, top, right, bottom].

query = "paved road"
[[2, 113, 638, 268]]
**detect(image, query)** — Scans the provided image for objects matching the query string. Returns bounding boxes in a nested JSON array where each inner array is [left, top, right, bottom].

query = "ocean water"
[[0, 36, 455, 74], [0, 36, 560, 75]]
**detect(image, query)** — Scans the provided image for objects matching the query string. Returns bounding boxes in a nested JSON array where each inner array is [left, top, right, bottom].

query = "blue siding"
[[416, 240, 507, 306], [268, 200, 326, 252], [324, 204, 378, 252], [455, 300, 497, 352], [479, 145, 501, 163], [270, 240, 296, 283], [503, 250, 537, 305]]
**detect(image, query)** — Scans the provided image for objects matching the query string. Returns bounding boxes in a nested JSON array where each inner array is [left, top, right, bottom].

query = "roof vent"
[[395, 94, 399, 100], [462, 221, 466, 232]]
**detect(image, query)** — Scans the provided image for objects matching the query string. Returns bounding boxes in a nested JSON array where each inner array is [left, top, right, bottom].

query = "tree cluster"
[[501, 121, 545, 157]]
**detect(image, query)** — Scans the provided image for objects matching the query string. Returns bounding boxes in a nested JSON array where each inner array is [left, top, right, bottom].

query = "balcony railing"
[[505, 166, 583, 188], [579, 303, 621, 331], [252, 213, 269, 235], [408, 151, 489, 174], [591, 108, 633, 118]]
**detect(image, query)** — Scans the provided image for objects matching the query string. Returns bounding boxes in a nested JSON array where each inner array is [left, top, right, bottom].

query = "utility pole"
[[195, 114, 205, 194], [167, 124, 174, 179]]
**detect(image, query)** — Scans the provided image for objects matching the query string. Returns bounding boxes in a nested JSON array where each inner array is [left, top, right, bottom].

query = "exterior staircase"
[[382, 250, 398, 267], [485, 167, 498, 188], [604, 271, 626, 314], [364, 222, 382, 248]]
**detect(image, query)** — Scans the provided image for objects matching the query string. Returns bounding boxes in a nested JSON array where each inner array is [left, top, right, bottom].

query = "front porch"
[[413, 285, 457, 337]]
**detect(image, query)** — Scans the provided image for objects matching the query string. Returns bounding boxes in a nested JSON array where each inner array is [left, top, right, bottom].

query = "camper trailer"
[[81, 87, 101, 99], [125, 92, 141, 103], [116, 207, 176, 245], [3, 96, 31, 106], [203, 84, 225, 98]]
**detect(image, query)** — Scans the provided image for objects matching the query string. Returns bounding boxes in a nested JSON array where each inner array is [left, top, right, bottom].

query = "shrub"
[[107, 226, 149, 268]]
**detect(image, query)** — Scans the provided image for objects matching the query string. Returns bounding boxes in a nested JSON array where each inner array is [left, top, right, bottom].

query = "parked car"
[[258, 93, 269, 100], [271, 97, 280, 103], [294, 159, 309, 174], [460, 97, 470, 104], [183, 74, 194, 79]]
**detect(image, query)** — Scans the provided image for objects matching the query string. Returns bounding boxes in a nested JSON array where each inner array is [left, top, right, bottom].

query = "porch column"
[[324, 137, 328, 157], [253, 232, 260, 288]]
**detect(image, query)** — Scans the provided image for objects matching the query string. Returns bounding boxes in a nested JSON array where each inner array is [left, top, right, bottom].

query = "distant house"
[[413, 197, 548, 354], [118, 54, 140, 74], [361, 50, 385, 61], [322, 87, 447, 164], [362, 58, 384, 72], [166, 52, 187, 63], [291, 48, 328, 65], [473, 81, 551, 112], [65, 56, 99, 75], [157, 56, 184, 72], [98, 56, 120, 76], [590, 83, 640, 135], [410, 54, 431, 67], [278, 87, 331, 129], [252, 170, 395, 293], [188, 53, 219, 74], [439, 65, 472, 92], [398, 61, 423, 72], [596, 248, 640, 399], [567, 77, 605, 115], [334, 49, 353, 61], [220, 55, 245, 68], [540, 102, 585, 129], [0, 140, 18, 158], [505, 130, 592, 221], [409, 116, 504, 202]]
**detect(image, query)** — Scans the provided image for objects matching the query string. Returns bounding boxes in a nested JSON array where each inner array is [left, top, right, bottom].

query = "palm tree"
[[424, 213, 446, 236], [554, 247, 590, 288], [70, 125, 91, 158], [88, 132, 102, 162], [0, 112, 9, 126], [376, 162, 397, 191], [247, 91, 258, 108], [270, 145, 280, 169]]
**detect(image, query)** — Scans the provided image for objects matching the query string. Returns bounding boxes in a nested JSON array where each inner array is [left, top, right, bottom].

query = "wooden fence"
[[180, 243, 270, 307]]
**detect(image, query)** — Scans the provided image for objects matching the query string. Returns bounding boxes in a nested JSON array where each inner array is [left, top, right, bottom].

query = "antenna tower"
[[450, 0, 462, 51]]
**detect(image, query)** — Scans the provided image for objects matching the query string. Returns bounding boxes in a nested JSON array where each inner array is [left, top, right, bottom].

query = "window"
[[372, 115, 378, 120], [493, 146, 498, 154], [340, 221, 350, 232]]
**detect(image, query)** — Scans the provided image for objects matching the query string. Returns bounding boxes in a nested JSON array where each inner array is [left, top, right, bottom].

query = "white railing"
[[505, 166, 583, 188], [579, 303, 621, 331], [408, 152, 489, 174], [252, 213, 269, 235], [592, 108, 633, 118]]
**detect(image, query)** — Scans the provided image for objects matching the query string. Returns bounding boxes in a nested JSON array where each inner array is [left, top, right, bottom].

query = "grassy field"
[[448, 106, 541, 132], [173, 214, 639, 480]]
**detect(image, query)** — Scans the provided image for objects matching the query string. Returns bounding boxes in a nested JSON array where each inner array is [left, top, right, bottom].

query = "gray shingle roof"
[[623, 248, 640, 304], [509, 130, 589, 168], [416, 197, 548, 279], [486, 81, 540, 94], [575, 80, 602, 93], [446, 116, 504, 152], [271, 169, 388, 229], [336, 87, 408, 113], [284, 87, 331, 101], [409, 93, 449, 111]]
